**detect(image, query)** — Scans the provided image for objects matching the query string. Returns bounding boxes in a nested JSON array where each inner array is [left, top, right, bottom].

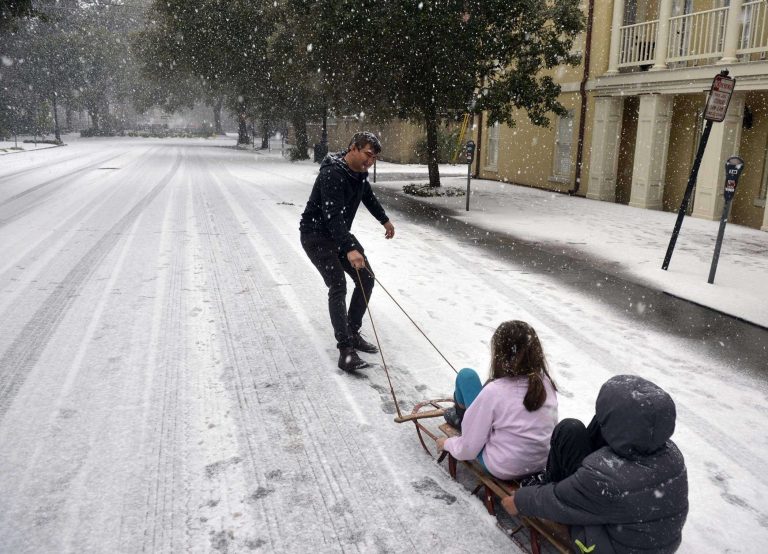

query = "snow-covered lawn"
[[0, 139, 60, 155], [0, 137, 766, 552]]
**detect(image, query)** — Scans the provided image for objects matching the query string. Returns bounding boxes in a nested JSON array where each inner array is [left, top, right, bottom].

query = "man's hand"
[[501, 493, 519, 516], [436, 437, 447, 452], [346, 249, 365, 270], [383, 221, 395, 239]]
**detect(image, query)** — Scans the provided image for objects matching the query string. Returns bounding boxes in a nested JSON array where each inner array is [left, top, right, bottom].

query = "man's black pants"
[[301, 234, 375, 349]]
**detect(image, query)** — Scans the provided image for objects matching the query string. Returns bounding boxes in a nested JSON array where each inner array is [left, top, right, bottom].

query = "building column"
[[607, 0, 626, 74], [693, 93, 745, 220], [761, 205, 768, 232], [718, 0, 745, 65], [587, 97, 624, 202], [629, 94, 674, 210], [651, 0, 674, 71]]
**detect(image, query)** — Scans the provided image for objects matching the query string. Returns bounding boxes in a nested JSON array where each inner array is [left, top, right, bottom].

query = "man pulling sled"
[[299, 131, 395, 372]]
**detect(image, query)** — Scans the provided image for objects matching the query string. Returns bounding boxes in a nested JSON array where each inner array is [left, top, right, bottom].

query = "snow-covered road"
[[1, 137, 766, 553]]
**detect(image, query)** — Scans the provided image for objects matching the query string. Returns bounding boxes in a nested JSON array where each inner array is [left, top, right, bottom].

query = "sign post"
[[662, 69, 735, 270], [708, 156, 744, 284], [465, 140, 475, 211]]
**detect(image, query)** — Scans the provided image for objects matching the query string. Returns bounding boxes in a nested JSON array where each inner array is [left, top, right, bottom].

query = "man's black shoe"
[[351, 332, 378, 354], [338, 347, 369, 372], [444, 405, 466, 431]]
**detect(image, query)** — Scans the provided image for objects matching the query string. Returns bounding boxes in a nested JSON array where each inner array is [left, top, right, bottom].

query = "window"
[[552, 111, 574, 181], [486, 121, 500, 170]]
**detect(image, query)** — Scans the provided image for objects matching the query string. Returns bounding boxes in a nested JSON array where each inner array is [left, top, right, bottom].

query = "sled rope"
[[365, 271, 458, 375], [355, 268, 404, 420]]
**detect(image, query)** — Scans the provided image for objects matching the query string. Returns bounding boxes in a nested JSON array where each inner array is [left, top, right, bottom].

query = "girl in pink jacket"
[[437, 321, 559, 481]]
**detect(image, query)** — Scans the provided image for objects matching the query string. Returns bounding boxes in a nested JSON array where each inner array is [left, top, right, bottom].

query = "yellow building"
[[473, 0, 768, 232], [308, 118, 427, 164]]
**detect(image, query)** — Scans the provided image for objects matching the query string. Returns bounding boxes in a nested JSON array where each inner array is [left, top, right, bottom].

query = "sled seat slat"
[[438, 423, 571, 554], [393, 408, 445, 423]]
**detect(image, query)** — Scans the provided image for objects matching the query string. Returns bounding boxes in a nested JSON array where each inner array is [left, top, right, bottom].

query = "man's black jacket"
[[299, 151, 389, 254]]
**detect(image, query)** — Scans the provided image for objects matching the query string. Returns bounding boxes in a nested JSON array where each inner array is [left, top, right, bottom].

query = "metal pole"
[[466, 163, 471, 211], [708, 200, 732, 284], [373, 159, 376, 183], [662, 119, 713, 270]]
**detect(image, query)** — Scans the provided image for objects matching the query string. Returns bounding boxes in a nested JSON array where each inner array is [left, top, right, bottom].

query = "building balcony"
[[609, 0, 768, 74]]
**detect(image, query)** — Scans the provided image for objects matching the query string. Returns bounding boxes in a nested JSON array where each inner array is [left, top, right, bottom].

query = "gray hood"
[[596, 374, 676, 459]]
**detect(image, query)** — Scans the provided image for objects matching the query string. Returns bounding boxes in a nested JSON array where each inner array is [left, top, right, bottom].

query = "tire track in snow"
[[187, 154, 287, 552], [0, 146, 162, 314], [0, 151, 125, 228], [200, 162, 426, 552], [190, 155, 381, 551], [139, 176, 186, 554], [0, 148, 119, 184], [0, 150, 182, 422]]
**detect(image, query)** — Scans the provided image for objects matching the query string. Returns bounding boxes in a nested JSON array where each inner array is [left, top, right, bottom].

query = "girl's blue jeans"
[[453, 367, 487, 470]]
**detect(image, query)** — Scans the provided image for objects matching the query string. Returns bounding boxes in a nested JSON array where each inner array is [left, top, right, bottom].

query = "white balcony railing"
[[618, 20, 658, 67], [667, 7, 728, 63], [739, 1, 768, 55], [613, 0, 768, 71]]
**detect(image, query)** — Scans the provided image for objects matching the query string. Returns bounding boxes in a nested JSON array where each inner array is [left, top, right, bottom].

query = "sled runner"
[[355, 269, 574, 554]]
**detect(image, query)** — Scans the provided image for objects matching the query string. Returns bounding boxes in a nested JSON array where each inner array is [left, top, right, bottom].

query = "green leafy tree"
[[132, 21, 226, 133], [305, 0, 583, 186], [262, 2, 327, 158], [1, 1, 144, 136], [0, 0, 33, 32], [140, 0, 274, 145]]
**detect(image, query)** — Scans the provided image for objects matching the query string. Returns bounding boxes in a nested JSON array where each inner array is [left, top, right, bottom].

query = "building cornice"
[[588, 62, 768, 96]]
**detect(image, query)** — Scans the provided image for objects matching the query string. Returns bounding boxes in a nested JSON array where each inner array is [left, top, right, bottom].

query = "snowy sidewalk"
[[371, 169, 768, 329]]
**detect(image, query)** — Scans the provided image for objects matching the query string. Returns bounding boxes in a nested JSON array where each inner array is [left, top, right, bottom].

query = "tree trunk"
[[237, 101, 248, 145], [52, 93, 61, 142], [425, 114, 441, 188], [90, 107, 100, 131], [213, 97, 223, 135], [261, 119, 270, 149], [292, 112, 309, 159]]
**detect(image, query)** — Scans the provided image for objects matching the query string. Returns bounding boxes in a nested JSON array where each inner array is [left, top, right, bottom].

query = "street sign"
[[662, 70, 735, 271], [704, 72, 735, 122]]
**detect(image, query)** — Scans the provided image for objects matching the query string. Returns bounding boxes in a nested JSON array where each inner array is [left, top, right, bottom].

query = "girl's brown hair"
[[488, 320, 557, 411]]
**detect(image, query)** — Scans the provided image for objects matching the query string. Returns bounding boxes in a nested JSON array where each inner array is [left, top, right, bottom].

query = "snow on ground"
[[0, 136, 767, 553], [370, 167, 768, 329]]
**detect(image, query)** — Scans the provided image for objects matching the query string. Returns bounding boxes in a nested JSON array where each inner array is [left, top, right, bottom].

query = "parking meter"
[[465, 140, 475, 211], [723, 156, 744, 202], [708, 156, 744, 284], [465, 140, 475, 165]]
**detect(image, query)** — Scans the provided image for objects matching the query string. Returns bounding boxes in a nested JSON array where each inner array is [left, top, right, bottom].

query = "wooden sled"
[[395, 400, 572, 554], [393, 398, 453, 457]]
